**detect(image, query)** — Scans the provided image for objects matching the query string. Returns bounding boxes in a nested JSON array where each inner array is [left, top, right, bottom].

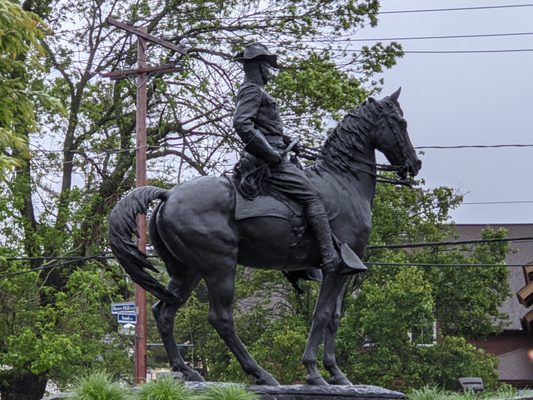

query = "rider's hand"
[[292, 142, 300, 156], [269, 151, 282, 165]]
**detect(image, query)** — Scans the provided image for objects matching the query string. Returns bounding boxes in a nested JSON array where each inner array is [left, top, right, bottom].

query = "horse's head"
[[374, 88, 422, 179]]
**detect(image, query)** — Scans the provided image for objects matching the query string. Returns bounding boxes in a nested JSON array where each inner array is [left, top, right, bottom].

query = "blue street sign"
[[117, 313, 137, 324], [111, 302, 135, 314]]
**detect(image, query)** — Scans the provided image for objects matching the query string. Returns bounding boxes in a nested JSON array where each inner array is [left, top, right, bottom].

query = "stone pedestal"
[[43, 382, 405, 400], [185, 382, 405, 400]]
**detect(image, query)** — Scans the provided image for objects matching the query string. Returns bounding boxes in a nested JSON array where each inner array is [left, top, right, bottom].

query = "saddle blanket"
[[234, 189, 303, 221]]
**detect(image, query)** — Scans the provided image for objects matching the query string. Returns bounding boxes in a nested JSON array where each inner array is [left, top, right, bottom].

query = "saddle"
[[231, 160, 322, 288], [230, 171, 308, 252]]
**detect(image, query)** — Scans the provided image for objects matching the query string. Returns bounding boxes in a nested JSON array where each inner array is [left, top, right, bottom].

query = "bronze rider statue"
[[232, 43, 359, 274]]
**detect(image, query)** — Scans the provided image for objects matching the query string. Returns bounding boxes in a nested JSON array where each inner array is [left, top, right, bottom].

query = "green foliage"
[[271, 53, 367, 128], [0, 259, 132, 386], [416, 337, 499, 391], [0, 0, 43, 175], [408, 385, 520, 400], [197, 384, 259, 400], [432, 229, 510, 339], [239, 316, 308, 384], [69, 370, 129, 400], [137, 377, 192, 400], [337, 268, 433, 389], [356, 267, 434, 347]]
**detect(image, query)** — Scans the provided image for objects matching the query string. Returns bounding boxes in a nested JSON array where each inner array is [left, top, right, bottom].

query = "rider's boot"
[[305, 202, 343, 274]]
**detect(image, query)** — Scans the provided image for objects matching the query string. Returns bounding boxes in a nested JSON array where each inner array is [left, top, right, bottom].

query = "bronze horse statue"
[[109, 89, 421, 386]]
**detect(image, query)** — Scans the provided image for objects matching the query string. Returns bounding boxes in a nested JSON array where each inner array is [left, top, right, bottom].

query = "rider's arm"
[[233, 85, 281, 164]]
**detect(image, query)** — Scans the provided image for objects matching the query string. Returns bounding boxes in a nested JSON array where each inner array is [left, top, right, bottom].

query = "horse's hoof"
[[329, 375, 352, 385], [306, 375, 329, 386], [255, 375, 280, 386], [184, 370, 205, 382]]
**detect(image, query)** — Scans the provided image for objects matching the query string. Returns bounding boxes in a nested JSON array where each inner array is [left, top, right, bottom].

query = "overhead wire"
[[294, 31, 533, 42], [366, 262, 521, 268], [415, 144, 533, 149], [462, 200, 533, 205], [285, 45, 533, 54], [28, 143, 533, 155], [379, 3, 533, 14], [367, 236, 533, 250], [1, 236, 532, 280], [153, 3, 533, 22]]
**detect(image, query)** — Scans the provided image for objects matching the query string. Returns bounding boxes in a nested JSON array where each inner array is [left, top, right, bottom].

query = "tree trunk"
[[0, 372, 47, 400]]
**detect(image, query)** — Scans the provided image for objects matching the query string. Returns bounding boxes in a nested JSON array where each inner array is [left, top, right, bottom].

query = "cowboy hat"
[[233, 43, 279, 68]]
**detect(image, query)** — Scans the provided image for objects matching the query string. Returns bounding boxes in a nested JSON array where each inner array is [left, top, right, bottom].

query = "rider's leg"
[[267, 161, 340, 273], [304, 199, 341, 272]]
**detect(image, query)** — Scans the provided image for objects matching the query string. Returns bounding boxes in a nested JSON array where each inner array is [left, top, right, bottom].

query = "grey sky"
[[358, 0, 533, 224]]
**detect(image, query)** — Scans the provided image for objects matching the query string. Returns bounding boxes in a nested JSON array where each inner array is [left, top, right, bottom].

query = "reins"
[[299, 146, 416, 187]]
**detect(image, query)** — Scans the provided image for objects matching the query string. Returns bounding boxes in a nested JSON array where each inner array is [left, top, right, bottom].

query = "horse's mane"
[[315, 97, 383, 175]]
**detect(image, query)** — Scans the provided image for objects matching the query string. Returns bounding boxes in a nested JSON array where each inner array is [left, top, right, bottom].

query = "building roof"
[[455, 224, 533, 330], [497, 347, 533, 381]]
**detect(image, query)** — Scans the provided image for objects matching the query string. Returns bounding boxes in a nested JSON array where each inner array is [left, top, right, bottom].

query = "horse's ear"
[[389, 87, 401, 102]]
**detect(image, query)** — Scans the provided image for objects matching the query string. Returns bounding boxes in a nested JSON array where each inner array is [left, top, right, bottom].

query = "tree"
[[0, 0, 403, 398]]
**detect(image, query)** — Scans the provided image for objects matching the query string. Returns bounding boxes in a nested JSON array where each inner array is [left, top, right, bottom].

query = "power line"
[[3, 254, 113, 261], [285, 44, 533, 54], [28, 142, 533, 155], [366, 262, 521, 268], [379, 3, 533, 14], [298, 31, 533, 42], [463, 200, 533, 205], [152, 3, 533, 23], [367, 236, 533, 250], [401, 48, 533, 54], [2, 236, 533, 280], [0, 257, 523, 281], [415, 144, 533, 149]]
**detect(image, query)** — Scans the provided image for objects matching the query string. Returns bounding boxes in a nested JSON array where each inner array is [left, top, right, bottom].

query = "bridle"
[[378, 102, 414, 179], [299, 145, 416, 187]]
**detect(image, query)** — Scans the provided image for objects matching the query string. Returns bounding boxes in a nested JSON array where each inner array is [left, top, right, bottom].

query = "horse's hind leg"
[[323, 283, 352, 385], [205, 269, 280, 386], [152, 273, 203, 381]]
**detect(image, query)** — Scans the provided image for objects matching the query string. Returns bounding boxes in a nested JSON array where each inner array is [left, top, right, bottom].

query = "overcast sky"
[[358, 0, 533, 224]]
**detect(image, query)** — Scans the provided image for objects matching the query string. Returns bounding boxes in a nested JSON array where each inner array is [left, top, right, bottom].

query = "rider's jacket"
[[233, 81, 290, 163]]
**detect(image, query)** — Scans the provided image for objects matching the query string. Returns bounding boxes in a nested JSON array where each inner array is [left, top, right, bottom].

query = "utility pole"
[[103, 17, 186, 384]]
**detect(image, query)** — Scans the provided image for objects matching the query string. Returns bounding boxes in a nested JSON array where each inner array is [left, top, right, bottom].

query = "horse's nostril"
[[416, 159, 422, 170]]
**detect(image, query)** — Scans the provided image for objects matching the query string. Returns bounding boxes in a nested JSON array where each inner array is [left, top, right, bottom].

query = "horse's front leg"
[[205, 269, 280, 386], [323, 281, 352, 385], [302, 272, 348, 385]]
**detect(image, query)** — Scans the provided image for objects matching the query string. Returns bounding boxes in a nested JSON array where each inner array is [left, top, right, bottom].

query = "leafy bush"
[[137, 377, 191, 400], [408, 385, 519, 400], [69, 370, 129, 400], [417, 337, 499, 391], [197, 384, 259, 400]]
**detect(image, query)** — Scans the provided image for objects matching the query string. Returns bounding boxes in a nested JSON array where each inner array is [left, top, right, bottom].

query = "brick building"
[[455, 224, 533, 388]]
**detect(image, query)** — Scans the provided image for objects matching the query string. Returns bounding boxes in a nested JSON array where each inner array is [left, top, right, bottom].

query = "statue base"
[[43, 381, 405, 400], [185, 382, 405, 400]]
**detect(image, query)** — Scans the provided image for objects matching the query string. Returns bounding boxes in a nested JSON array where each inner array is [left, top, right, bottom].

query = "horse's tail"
[[109, 186, 179, 304]]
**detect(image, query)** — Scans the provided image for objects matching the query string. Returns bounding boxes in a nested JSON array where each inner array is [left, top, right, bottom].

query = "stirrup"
[[336, 243, 368, 275]]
